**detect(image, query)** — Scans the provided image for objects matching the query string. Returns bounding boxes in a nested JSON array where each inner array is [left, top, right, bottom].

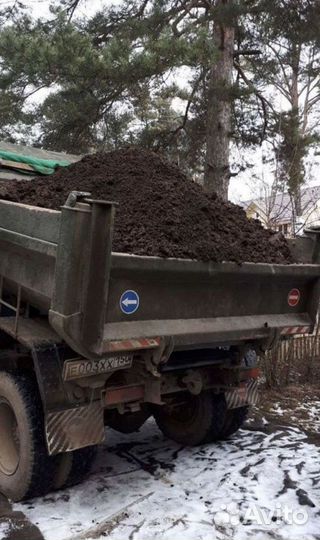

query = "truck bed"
[[0, 196, 319, 358]]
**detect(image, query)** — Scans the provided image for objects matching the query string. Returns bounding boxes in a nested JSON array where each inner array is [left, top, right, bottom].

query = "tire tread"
[[0, 370, 56, 500]]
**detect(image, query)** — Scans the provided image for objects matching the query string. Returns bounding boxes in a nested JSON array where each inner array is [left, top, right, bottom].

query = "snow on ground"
[[2, 418, 318, 540], [0, 524, 9, 538], [255, 387, 320, 435], [269, 403, 285, 416], [292, 401, 320, 433]]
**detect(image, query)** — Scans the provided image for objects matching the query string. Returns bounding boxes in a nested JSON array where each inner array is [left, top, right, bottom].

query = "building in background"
[[242, 186, 320, 237]]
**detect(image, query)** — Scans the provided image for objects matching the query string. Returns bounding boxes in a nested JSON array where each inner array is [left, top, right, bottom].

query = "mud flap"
[[45, 402, 105, 455], [32, 345, 105, 455], [225, 379, 260, 410]]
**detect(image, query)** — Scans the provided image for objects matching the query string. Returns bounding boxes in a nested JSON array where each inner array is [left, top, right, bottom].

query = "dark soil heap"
[[0, 148, 293, 263]]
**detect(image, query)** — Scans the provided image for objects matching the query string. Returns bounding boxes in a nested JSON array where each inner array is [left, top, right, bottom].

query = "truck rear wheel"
[[154, 391, 226, 446], [0, 371, 56, 501], [220, 406, 249, 439], [54, 445, 98, 490]]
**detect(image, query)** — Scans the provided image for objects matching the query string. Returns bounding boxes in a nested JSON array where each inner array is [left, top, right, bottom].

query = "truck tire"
[[0, 371, 56, 501], [154, 391, 226, 446], [220, 406, 249, 439], [54, 445, 98, 490]]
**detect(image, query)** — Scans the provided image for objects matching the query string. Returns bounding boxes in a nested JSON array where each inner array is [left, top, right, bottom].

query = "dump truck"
[[0, 191, 319, 501]]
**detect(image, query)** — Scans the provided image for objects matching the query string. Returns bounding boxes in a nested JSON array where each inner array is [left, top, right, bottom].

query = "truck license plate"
[[63, 355, 133, 381]]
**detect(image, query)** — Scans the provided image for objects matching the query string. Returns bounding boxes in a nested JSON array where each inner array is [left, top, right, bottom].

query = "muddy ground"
[[250, 384, 320, 445]]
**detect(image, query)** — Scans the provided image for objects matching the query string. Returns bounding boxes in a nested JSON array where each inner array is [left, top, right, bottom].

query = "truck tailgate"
[[103, 255, 319, 349]]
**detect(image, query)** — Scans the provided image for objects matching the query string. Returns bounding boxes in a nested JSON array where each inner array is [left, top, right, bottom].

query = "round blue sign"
[[120, 290, 140, 315]]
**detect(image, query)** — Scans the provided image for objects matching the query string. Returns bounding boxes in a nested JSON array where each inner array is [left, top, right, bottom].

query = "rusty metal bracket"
[[65, 191, 92, 208], [145, 337, 174, 377], [259, 326, 281, 353]]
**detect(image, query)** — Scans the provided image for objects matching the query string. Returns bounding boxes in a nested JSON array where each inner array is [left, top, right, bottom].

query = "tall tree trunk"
[[288, 44, 303, 233], [204, 0, 235, 200]]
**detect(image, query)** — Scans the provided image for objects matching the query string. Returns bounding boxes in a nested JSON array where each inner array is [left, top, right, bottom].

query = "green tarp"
[[0, 149, 70, 175]]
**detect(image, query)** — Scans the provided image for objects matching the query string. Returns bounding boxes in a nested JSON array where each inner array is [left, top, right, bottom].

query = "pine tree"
[[0, 0, 319, 205], [251, 0, 320, 226], [0, 0, 259, 198]]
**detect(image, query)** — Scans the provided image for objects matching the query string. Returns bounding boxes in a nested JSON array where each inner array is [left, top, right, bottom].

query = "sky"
[[24, 0, 102, 18], [6, 1, 320, 203]]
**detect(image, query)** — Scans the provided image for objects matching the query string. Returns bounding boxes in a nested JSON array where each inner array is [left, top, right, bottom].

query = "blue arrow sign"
[[120, 290, 140, 315]]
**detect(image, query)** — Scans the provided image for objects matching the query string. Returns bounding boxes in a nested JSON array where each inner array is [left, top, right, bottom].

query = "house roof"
[[0, 140, 81, 181], [241, 186, 320, 223]]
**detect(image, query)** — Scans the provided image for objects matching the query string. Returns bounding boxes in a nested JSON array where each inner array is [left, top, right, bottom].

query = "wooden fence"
[[261, 332, 320, 386]]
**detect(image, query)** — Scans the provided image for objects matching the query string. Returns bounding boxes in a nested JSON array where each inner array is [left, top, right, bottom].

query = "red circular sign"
[[288, 288, 300, 307]]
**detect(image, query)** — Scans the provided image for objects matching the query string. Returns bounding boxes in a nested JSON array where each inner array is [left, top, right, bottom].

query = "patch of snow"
[[271, 403, 285, 416], [6, 420, 319, 540], [0, 523, 9, 537]]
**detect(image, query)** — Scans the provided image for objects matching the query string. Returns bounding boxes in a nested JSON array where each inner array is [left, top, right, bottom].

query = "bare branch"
[[233, 59, 270, 143], [169, 72, 204, 138], [266, 42, 292, 98]]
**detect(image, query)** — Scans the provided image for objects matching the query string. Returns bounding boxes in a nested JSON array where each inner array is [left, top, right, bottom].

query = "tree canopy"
[[0, 0, 319, 203]]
